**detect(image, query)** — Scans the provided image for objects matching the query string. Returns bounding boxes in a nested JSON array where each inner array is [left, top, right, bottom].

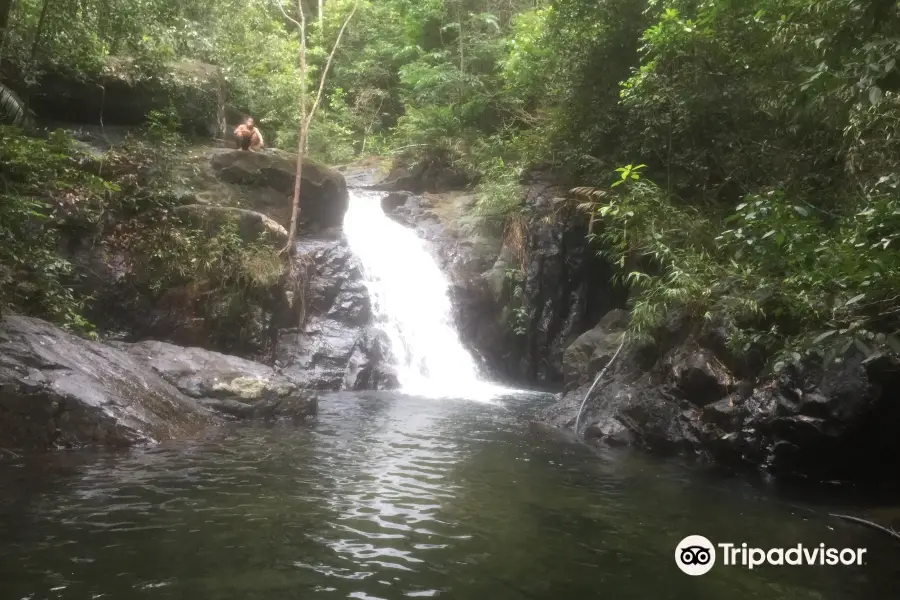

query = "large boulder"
[[172, 205, 289, 246], [0, 315, 320, 452], [562, 309, 630, 392], [374, 157, 469, 193], [380, 173, 629, 384], [66, 145, 349, 359], [0, 315, 217, 450], [274, 231, 396, 391], [118, 340, 316, 421], [210, 150, 348, 229], [9, 58, 225, 136], [541, 309, 900, 481]]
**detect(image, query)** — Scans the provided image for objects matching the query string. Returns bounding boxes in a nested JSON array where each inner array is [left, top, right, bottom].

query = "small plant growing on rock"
[[504, 268, 528, 336]]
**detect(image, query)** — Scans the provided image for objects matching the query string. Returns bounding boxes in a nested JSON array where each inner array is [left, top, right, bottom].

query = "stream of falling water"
[[342, 189, 505, 400]]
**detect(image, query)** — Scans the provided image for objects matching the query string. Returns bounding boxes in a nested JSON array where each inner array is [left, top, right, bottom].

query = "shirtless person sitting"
[[234, 117, 264, 151]]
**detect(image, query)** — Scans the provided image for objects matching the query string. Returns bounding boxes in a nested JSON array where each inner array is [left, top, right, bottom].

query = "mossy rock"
[[173, 204, 288, 246], [11, 57, 225, 136]]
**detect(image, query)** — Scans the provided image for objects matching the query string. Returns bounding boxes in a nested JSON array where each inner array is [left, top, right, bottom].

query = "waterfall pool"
[[2, 190, 898, 599], [1, 390, 897, 599]]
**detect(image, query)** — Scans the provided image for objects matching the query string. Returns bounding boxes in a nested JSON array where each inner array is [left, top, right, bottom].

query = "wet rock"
[[584, 417, 633, 447], [541, 307, 900, 481], [666, 348, 733, 406], [0, 315, 218, 450], [376, 173, 626, 385], [379, 191, 506, 373], [617, 388, 701, 453], [381, 192, 408, 212], [275, 233, 392, 391], [118, 340, 316, 421], [510, 174, 626, 383], [701, 396, 741, 428], [562, 309, 630, 392]]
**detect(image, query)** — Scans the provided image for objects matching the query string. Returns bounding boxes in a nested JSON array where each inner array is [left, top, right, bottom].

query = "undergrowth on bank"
[[0, 121, 284, 336], [572, 166, 900, 371]]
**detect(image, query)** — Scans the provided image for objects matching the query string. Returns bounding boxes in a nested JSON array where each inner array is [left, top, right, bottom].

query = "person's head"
[[246, 117, 255, 128]]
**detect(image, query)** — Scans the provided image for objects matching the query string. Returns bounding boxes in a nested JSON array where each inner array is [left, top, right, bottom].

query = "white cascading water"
[[343, 189, 503, 400]]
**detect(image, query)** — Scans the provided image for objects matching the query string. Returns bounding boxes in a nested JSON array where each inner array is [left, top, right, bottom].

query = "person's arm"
[[256, 129, 264, 148]]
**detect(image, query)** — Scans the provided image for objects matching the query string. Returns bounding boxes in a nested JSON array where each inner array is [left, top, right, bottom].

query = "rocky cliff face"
[[207, 149, 349, 230], [379, 172, 623, 384], [377, 168, 900, 482], [542, 309, 900, 480], [59, 142, 390, 395], [505, 174, 626, 383], [380, 190, 506, 373]]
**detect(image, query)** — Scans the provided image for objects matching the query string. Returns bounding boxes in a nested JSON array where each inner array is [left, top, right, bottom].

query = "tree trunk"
[[282, 0, 309, 255], [457, 5, 464, 74], [0, 0, 15, 65], [282, 0, 360, 255], [286, 127, 307, 252], [0, 0, 13, 37], [29, 0, 51, 66]]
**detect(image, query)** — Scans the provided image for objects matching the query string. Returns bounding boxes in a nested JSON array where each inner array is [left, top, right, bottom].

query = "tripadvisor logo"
[[675, 535, 716, 576], [674, 535, 867, 576]]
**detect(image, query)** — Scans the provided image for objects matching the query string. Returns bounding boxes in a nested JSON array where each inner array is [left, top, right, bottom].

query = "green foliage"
[[0, 126, 112, 331], [502, 0, 899, 368], [504, 268, 528, 336], [125, 215, 284, 348], [472, 159, 521, 229], [4, 0, 900, 368], [576, 165, 900, 370], [307, 88, 361, 164], [0, 120, 284, 344]]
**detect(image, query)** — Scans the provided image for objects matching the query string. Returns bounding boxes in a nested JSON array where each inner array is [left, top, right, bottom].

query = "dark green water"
[[1, 391, 897, 599]]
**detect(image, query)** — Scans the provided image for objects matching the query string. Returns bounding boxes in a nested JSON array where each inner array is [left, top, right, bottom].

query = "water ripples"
[[0, 390, 894, 600]]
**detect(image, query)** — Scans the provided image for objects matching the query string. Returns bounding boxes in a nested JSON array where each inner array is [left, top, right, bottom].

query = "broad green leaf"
[[813, 330, 837, 344], [844, 293, 865, 306], [869, 85, 883, 105]]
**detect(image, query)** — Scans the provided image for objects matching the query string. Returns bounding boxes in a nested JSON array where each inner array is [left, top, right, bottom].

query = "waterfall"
[[343, 189, 502, 400]]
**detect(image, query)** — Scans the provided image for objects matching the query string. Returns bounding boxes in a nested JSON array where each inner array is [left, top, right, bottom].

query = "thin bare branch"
[[830, 513, 900, 543], [574, 332, 627, 434], [305, 0, 361, 129], [277, 0, 301, 29], [284, 0, 308, 255], [285, 0, 359, 255]]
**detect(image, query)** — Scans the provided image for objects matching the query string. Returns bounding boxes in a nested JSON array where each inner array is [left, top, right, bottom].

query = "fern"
[[0, 83, 26, 126]]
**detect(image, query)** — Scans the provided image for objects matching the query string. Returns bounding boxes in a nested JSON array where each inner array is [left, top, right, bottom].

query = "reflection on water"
[[0, 390, 898, 599]]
